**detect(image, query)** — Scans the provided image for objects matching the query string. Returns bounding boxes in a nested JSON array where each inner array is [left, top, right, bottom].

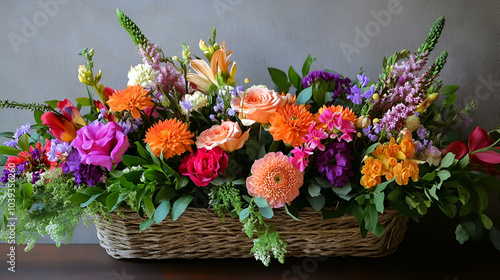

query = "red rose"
[[179, 147, 228, 187]]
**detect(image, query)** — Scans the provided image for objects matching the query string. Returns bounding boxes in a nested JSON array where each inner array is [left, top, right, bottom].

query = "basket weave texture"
[[95, 207, 409, 259]]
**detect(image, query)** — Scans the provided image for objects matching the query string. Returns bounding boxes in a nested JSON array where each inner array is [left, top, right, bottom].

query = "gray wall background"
[[0, 0, 499, 244]]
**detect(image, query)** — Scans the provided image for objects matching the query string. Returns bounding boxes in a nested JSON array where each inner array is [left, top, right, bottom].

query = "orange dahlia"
[[316, 105, 358, 125], [144, 119, 194, 159], [269, 104, 314, 147], [246, 152, 303, 208], [107, 85, 154, 119]]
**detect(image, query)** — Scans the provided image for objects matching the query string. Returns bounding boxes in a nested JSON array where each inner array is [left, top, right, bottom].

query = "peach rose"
[[196, 120, 250, 152], [231, 86, 289, 125]]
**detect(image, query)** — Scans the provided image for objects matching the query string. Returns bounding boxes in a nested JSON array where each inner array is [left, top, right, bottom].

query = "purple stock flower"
[[13, 123, 31, 139], [302, 70, 352, 101], [3, 139, 17, 147], [62, 149, 104, 186], [47, 139, 72, 162], [315, 141, 354, 187]]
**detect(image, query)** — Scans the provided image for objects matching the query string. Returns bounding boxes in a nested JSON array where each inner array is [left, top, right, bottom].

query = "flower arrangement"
[[1, 10, 500, 266]]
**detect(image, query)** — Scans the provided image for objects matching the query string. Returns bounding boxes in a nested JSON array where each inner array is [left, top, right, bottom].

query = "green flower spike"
[[116, 9, 148, 48]]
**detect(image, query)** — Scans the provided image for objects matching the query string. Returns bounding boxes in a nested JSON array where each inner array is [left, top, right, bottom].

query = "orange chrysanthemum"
[[144, 119, 194, 159], [246, 152, 303, 208], [316, 105, 359, 125], [107, 85, 154, 119], [269, 104, 314, 147]]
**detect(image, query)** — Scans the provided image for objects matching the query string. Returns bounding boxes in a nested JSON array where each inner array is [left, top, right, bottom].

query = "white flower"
[[180, 91, 208, 114], [127, 63, 159, 88]]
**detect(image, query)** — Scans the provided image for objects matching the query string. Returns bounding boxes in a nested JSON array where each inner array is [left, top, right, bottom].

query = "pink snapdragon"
[[288, 146, 313, 172]]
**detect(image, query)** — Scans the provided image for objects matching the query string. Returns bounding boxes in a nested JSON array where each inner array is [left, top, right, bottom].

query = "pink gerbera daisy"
[[246, 152, 304, 208]]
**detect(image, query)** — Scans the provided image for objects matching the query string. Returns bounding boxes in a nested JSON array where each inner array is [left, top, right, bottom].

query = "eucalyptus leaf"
[[306, 194, 325, 211], [154, 200, 171, 224], [239, 207, 250, 222], [296, 87, 312, 104], [308, 183, 322, 197], [171, 195, 193, 221], [139, 218, 154, 232], [259, 207, 274, 219]]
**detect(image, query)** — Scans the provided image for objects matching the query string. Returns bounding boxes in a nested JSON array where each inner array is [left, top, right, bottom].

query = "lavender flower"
[[315, 141, 354, 187], [13, 123, 31, 138], [117, 119, 141, 135], [47, 139, 72, 162], [357, 73, 369, 87], [3, 139, 17, 147], [417, 125, 427, 140], [347, 85, 363, 105]]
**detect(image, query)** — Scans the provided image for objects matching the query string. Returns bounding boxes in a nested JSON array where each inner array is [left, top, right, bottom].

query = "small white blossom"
[[127, 63, 159, 88], [180, 91, 208, 114]]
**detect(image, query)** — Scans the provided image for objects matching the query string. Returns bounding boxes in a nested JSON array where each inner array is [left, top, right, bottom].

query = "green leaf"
[[439, 152, 455, 169], [364, 143, 380, 157], [34, 110, 44, 126], [307, 194, 325, 211], [0, 132, 15, 138], [296, 86, 312, 104], [239, 208, 250, 222], [284, 204, 300, 221], [155, 186, 176, 204], [76, 97, 91, 106], [246, 140, 263, 160], [308, 183, 322, 197], [22, 182, 33, 198], [154, 200, 171, 224], [351, 202, 364, 225], [422, 172, 436, 181], [455, 222, 475, 245], [489, 227, 500, 251], [257, 145, 266, 160], [268, 67, 289, 87], [288, 66, 301, 90], [68, 193, 90, 204], [259, 207, 274, 219], [106, 192, 120, 212], [231, 178, 246, 185], [301, 54, 315, 76], [135, 141, 151, 160], [374, 178, 394, 193], [373, 192, 385, 213], [143, 196, 155, 218], [477, 174, 500, 192], [171, 195, 193, 221], [439, 85, 459, 96], [121, 155, 149, 167], [437, 170, 451, 182], [146, 144, 160, 165], [387, 188, 400, 201], [332, 181, 353, 196], [80, 187, 105, 196], [254, 196, 270, 208], [481, 214, 493, 230], [45, 100, 59, 109], [80, 194, 103, 208], [139, 218, 154, 232], [0, 145, 21, 156], [438, 202, 457, 218], [17, 134, 30, 151], [474, 185, 489, 213], [176, 175, 189, 189], [372, 223, 385, 238], [364, 204, 378, 232]]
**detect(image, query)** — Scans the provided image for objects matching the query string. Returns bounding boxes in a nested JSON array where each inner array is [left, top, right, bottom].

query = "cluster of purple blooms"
[[62, 149, 104, 186], [315, 141, 355, 188], [302, 70, 352, 101], [347, 73, 375, 105], [3, 123, 31, 147], [139, 43, 186, 95]]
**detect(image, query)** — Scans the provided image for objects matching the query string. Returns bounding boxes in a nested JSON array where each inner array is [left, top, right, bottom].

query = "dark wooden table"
[[0, 238, 498, 280]]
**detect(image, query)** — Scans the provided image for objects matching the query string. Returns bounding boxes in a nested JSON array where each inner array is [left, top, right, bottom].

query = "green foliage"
[[209, 182, 244, 220], [241, 200, 287, 266]]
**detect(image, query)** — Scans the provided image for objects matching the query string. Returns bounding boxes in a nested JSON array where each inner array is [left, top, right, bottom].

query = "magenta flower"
[[303, 123, 328, 151], [73, 122, 130, 171], [319, 111, 356, 142], [288, 146, 313, 172], [179, 147, 228, 187]]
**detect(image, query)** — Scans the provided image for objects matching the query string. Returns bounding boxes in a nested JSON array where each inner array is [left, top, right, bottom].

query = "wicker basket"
[[95, 207, 409, 259]]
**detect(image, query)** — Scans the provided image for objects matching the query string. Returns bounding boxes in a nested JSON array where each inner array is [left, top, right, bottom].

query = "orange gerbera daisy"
[[316, 105, 359, 125], [107, 85, 154, 119], [144, 119, 194, 159], [269, 104, 314, 147], [246, 152, 303, 208]]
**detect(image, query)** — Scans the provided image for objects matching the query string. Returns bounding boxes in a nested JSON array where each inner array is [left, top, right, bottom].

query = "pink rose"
[[231, 86, 289, 125], [73, 122, 130, 171], [196, 120, 250, 152], [179, 147, 228, 187]]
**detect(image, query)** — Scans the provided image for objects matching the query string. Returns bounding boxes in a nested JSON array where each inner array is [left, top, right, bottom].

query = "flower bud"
[[244, 78, 250, 84], [199, 39, 209, 52], [373, 118, 379, 124], [372, 93, 380, 100], [356, 115, 371, 128]]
